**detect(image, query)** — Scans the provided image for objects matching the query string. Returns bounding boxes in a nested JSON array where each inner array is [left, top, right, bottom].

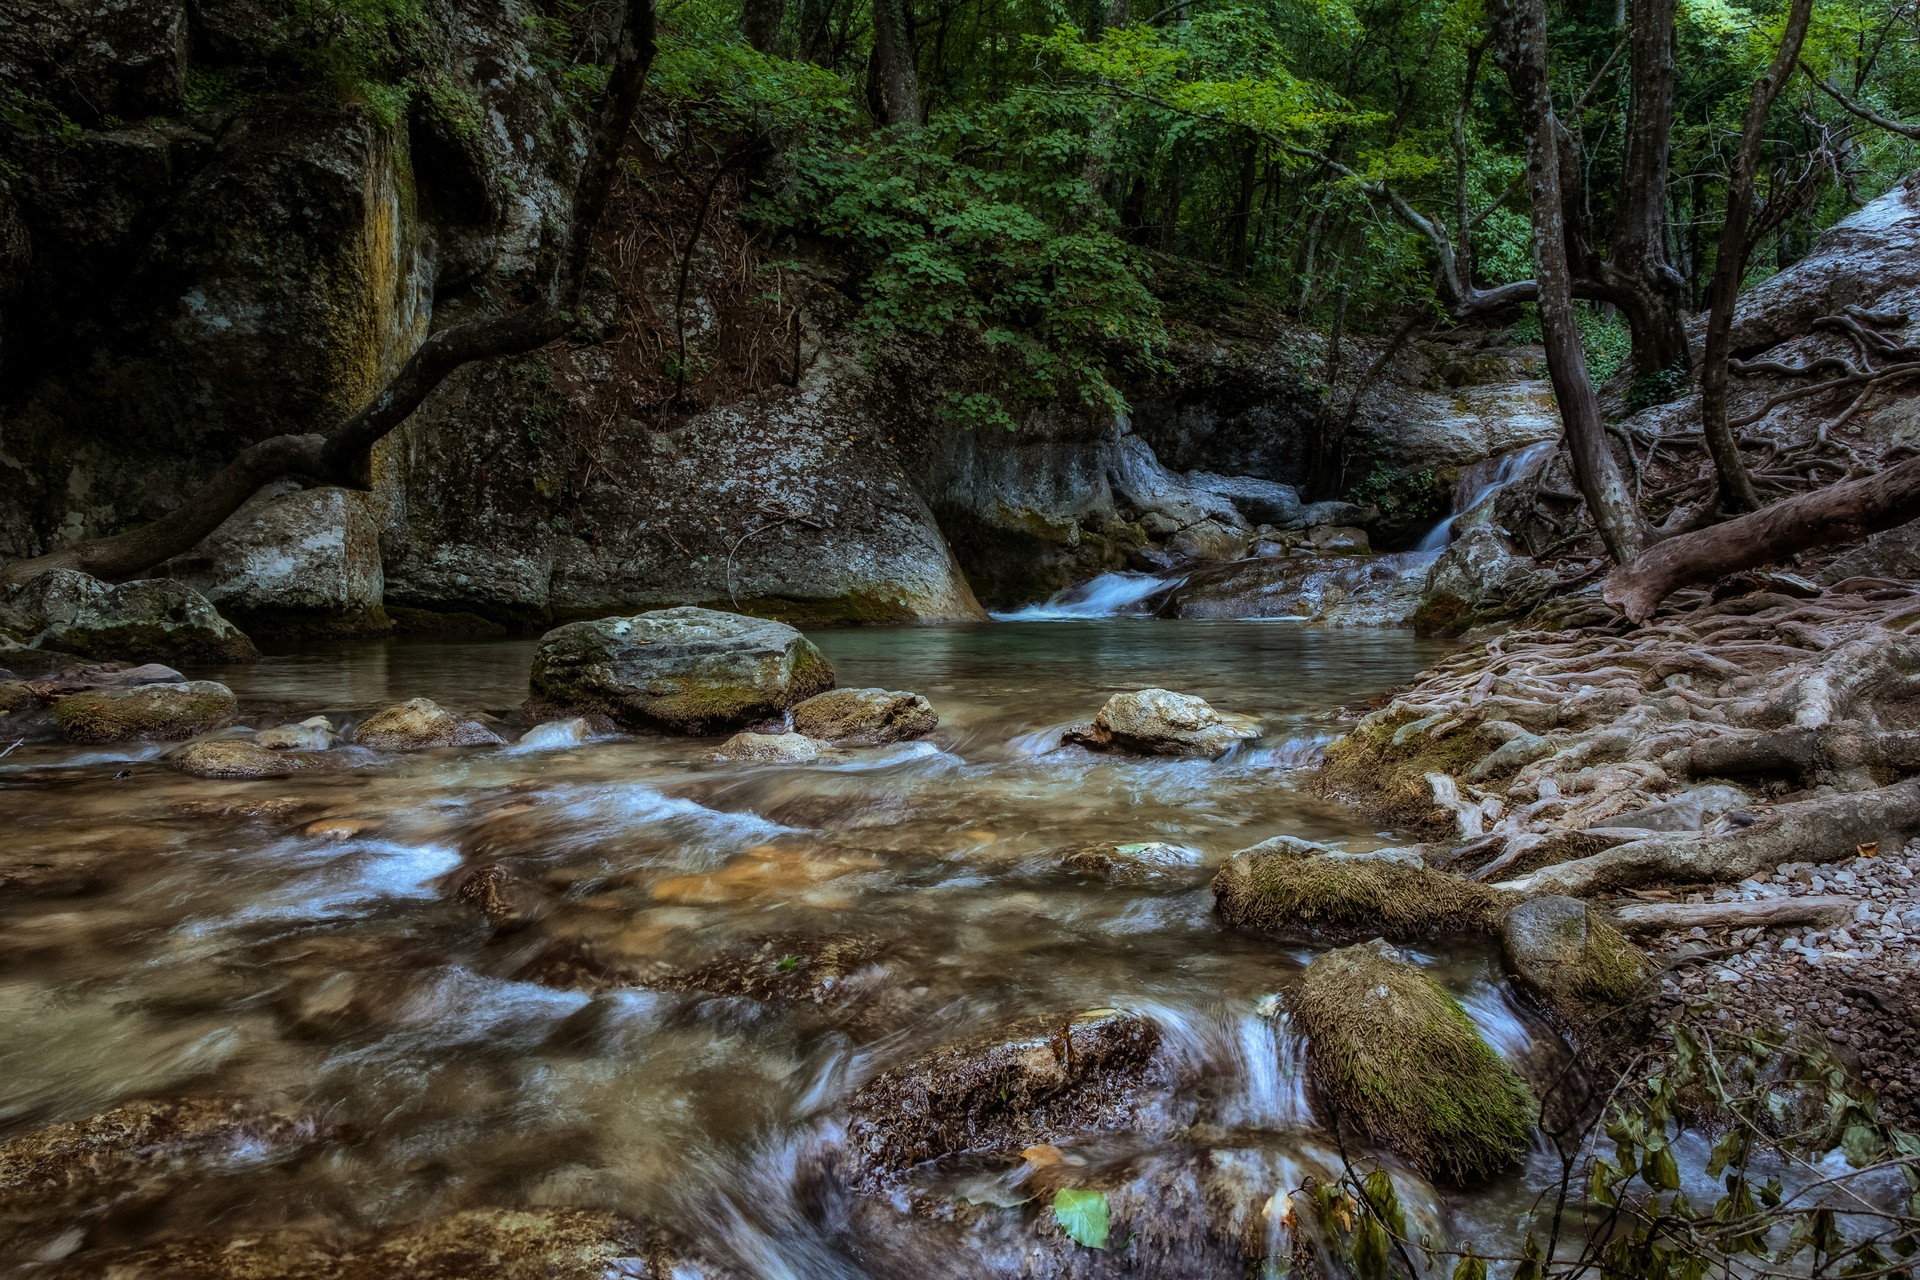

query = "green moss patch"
[[1319, 709, 1500, 831], [1501, 896, 1653, 1064], [53, 682, 237, 743], [1213, 839, 1509, 941], [1294, 940, 1535, 1183]]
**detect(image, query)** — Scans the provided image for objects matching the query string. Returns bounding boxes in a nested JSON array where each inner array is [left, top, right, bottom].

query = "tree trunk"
[[867, 0, 921, 126], [1603, 452, 1920, 621], [739, 0, 785, 52], [1698, 0, 1814, 512], [1228, 137, 1258, 274], [1490, 0, 1648, 563], [0, 0, 658, 588]]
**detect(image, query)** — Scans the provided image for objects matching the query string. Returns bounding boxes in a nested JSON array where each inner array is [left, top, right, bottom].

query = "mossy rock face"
[[1411, 592, 1473, 638], [529, 607, 836, 735], [52, 681, 237, 743], [1502, 896, 1653, 1063], [1293, 940, 1535, 1183], [5, 571, 257, 665], [1319, 708, 1502, 831], [1213, 837, 1509, 942]]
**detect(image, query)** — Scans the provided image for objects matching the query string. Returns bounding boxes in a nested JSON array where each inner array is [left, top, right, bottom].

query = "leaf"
[[1842, 1123, 1883, 1169], [1645, 1145, 1681, 1192], [1022, 1143, 1065, 1168], [1053, 1188, 1109, 1249], [1451, 1250, 1488, 1280]]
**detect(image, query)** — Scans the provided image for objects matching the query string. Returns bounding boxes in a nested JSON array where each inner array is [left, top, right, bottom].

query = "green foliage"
[[280, 0, 429, 128], [1052, 1187, 1110, 1249]]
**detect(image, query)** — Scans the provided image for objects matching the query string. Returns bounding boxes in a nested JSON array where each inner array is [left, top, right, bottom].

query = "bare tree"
[[0, 1, 659, 589]]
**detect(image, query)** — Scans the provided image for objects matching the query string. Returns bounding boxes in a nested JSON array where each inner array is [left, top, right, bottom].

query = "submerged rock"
[[529, 607, 836, 735], [709, 730, 821, 764], [172, 738, 304, 779], [846, 1009, 1163, 1190], [52, 680, 236, 742], [1, 570, 257, 664], [350, 698, 503, 751], [789, 687, 937, 745], [448, 864, 550, 934], [1502, 896, 1653, 1062], [1066, 688, 1259, 758], [1292, 939, 1533, 1183], [1213, 836, 1508, 941]]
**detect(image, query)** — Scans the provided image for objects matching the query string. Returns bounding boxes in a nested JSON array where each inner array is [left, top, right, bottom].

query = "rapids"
[[0, 621, 1621, 1274]]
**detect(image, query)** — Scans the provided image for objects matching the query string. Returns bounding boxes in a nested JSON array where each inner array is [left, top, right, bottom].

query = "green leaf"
[[1842, 1123, 1883, 1169], [1451, 1249, 1488, 1280], [1053, 1188, 1109, 1249], [1645, 1145, 1681, 1192]]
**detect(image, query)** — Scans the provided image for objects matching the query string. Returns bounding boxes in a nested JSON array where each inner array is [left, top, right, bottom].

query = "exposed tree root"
[[1610, 894, 1857, 933]]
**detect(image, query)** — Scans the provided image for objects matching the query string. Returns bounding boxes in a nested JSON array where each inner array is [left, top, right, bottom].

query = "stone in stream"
[[1061, 840, 1207, 884], [253, 715, 336, 750], [448, 863, 551, 933], [845, 1009, 1163, 1191], [1501, 896, 1653, 1064], [0, 569, 258, 664], [349, 697, 504, 751], [1292, 939, 1534, 1183], [789, 687, 937, 745], [52, 680, 237, 742], [171, 737, 307, 779], [1065, 688, 1259, 758], [709, 730, 821, 764], [529, 607, 835, 735], [1213, 836, 1510, 942]]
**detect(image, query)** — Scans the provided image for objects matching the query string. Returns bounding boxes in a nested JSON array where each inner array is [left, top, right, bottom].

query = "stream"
[[2, 621, 1616, 1275]]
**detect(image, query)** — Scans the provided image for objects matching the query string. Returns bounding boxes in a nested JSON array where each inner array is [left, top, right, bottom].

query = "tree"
[[0, 0, 659, 588], [867, 0, 921, 125], [739, 0, 785, 53]]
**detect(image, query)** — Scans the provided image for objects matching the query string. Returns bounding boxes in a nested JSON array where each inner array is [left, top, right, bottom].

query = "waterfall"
[[1415, 441, 1558, 552], [991, 571, 1185, 620]]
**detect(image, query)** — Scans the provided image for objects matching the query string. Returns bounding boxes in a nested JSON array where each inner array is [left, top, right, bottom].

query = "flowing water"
[[2, 622, 1593, 1275]]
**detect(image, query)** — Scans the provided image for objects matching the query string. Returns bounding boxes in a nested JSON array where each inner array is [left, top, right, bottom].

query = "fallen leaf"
[[1022, 1144, 1064, 1168]]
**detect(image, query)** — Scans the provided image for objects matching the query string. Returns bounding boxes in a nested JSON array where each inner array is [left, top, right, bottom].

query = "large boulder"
[[1164, 553, 1432, 625], [1, 570, 256, 664], [789, 687, 937, 744], [161, 484, 388, 638], [1214, 837, 1509, 941], [349, 698, 503, 751], [1414, 524, 1557, 638], [1292, 939, 1534, 1183], [1066, 687, 1259, 758], [1502, 896, 1653, 1062], [529, 607, 836, 734], [52, 680, 235, 742]]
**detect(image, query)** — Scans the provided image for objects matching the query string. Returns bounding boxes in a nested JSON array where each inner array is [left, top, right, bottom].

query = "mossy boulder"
[[1293, 939, 1534, 1183], [350, 698, 504, 751], [1065, 687, 1259, 758], [529, 607, 836, 735], [52, 680, 236, 742], [789, 687, 937, 745], [1502, 896, 1654, 1062], [1319, 708, 1503, 831], [2, 570, 257, 664], [1212, 836, 1509, 941]]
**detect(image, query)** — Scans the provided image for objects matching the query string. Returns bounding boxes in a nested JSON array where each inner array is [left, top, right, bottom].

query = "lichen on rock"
[[2, 570, 257, 664]]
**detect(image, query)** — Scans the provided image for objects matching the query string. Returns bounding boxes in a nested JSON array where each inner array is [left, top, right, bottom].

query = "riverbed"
[[1, 620, 1596, 1275]]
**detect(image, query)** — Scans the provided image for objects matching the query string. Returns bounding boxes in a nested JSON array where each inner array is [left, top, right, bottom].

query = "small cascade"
[[991, 571, 1184, 621], [1415, 440, 1558, 552], [1144, 999, 1314, 1130]]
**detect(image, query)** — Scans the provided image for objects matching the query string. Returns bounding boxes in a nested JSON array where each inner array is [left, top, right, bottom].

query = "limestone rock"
[[53, 680, 235, 742], [1164, 517, 1251, 563], [2, 570, 256, 664], [1067, 688, 1259, 758], [1165, 553, 1432, 625], [1213, 836, 1508, 941], [253, 716, 335, 750], [1304, 525, 1370, 554], [1292, 939, 1534, 1183], [1415, 524, 1555, 638], [1186, 471, 1303, 526], [163, 484, 388, 638], [845, 1009, 1162, 1191], [350, 698, 503, 751], [789, 687, 937, 745], [709, 730, 822, 764], [529, 607, 835, 735], [1502, 896, 1653, 1062], [172, 738, 303, 779]]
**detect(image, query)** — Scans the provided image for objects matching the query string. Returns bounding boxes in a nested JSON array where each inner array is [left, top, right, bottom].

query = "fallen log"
[[1497, 776, 1920, 896], [1609, 894, 1857, 934], [1603, 452, 1920, 622]]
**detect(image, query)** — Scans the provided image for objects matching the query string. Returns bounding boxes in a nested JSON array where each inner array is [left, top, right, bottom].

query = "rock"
[[0, 680, 36, 715], [161, 483, 389, 638], [1165, 553, 1432, 625], [789, 687, 937, 745], [1186, 471, 1303, 525], [1320, 709, 1510, 831], [709, 730, 821, 764], [1, 570, 256, 664], [0, 1096, 318, 1208], [253, 716, 335, 750], [845, 1009, 1162, 1191], [1303, 525, 1371, 554], [1165, 518, 1251, 562], [529, 607, 836, 735], [1065, 688, 1259, 758], [350, 698, 503, 751], [1291, 939, 1534, 1183], [21, 661, 187, 695], [52, 680, 235, 742], [1060, 840, 1205, 883], [1502, 896, 1655, 1062], [448, 864, 549, 933], [171, 738, 303, 779], [646, 933, 889, 1008], [1213, 836, 1508, 941], [1414, 525, 1556, 638], [0, 858, 105, 898]]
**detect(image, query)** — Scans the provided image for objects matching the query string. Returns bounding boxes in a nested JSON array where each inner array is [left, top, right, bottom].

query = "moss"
[[1293, 941, 1535, 1183], [49, 621, 258, 665], [1319, 709, 1497, 832], [1214, 842, 1509, 941], [53, 683, 237, 743], [1502, 896, 1654, 1067]]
